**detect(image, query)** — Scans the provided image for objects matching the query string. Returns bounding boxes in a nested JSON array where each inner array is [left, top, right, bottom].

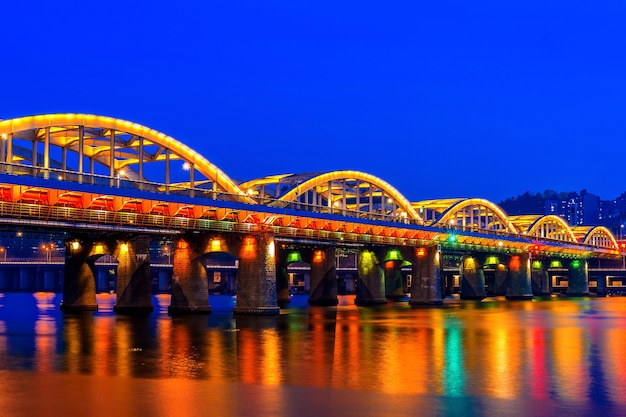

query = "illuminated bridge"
[[0, 114, 622, 314]]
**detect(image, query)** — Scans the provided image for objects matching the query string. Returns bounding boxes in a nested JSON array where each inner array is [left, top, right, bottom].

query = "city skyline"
[[3, 1, 625, 203]]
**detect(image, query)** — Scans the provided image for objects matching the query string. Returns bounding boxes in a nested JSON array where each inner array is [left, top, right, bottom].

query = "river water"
[[0, 292, 624, 417]]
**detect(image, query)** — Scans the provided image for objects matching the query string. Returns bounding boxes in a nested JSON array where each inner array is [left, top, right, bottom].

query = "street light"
[[0, 247, 6, 262], [41, 242, 55, 262], [163, 245, 171, 264]]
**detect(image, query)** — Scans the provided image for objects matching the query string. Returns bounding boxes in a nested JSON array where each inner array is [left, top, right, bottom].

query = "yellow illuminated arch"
[[510, 214, 578, 242], [276, 171, 423, 223], [0, 113, 253, 202], [572, 226, 619, 249], [432, 198, 518, 233]]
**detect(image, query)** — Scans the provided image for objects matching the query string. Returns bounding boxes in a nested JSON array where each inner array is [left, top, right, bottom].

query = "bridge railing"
[[0, 162, 424, 225], [0, 162, 619, 252]]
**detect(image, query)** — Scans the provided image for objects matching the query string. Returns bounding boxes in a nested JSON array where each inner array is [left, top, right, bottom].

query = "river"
[[0, 293, 624, 417]]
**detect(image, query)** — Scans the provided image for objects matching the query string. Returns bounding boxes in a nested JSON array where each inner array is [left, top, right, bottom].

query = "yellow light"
[[1, 133, 7, 139], [182, 162, 191, 171], [210, 239, 222, 252], [120, 243, 128, 253], [71, 241, 80, 251], [269, 240, 275, 257], [498, 241, 504, 247], [417, 247, 426, 257]]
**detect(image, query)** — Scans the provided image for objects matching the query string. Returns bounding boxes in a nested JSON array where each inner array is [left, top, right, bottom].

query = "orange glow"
[[210, 238, 222, 252], [509, 255, 521, 270], [120, 243, 128, 253], [417, 247, 426, 257], [313, 249, 324, 263], [240, 236, 257, 260], [177, 240, 188, 249]]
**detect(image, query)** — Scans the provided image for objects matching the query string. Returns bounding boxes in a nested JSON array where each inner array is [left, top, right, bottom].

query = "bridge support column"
[[19, 267, 36, 291], [567, 259, 589, 297], [61, 240, 98, 312], [493, 263, 508, 295], [383, 247, 407, 301], [233, 233, 280, 315], [409, 245, 443, 306], [114, 236, 153, 314], [309, 247, 338, 306], [596, 273, 608, 297], [43, 268, 58, 291], [530, 260, 551, 296], [506, 254, 533, 300], [275, 246, 292, 307], [460, 255, 486, 300], [355, 249, 387, 305], [169, 234, 211, 314]]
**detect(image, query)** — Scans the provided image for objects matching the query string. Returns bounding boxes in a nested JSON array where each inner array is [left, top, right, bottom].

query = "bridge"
[[0, 114, 623, 314]]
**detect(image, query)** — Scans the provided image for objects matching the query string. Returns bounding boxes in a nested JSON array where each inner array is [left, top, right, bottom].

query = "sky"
[[2, 1, 626, 203]]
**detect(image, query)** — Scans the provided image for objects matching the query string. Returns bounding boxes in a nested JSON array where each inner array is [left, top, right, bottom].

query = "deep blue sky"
[[2, 1, 625, 203]]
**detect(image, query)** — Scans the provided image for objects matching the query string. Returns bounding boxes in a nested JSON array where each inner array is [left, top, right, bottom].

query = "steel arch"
[[427, 198, 518, 233], [0, 113, 252, 202], [572, 226, 619, 250], [510, 214, 578, 242], [247, 170, 423, 223]]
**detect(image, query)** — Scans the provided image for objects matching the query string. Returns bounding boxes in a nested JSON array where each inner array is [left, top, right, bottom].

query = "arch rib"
[[0, 114, 254, 203], [275, 171, 423, 223], [433, 198, 518, 233]]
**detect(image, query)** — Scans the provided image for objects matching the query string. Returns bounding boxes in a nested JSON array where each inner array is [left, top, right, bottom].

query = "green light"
[[550, 260, 562, 268], [384, 249, 403, 262], [571, 260, 581, 269], [484, 255, 499, 265], [532, 260, 543, 270], [286, 251, 302, 263], [448, 235, 457, 243]]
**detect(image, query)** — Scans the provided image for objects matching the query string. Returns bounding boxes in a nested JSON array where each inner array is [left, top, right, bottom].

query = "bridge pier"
[[113, 235, 153, 314], [595, 273, 608, 297], [169, 234, 212, 314], [355, 248, 387, 305], [460, 255, 486, 300], [233, 233, 280, 315], [530, 260, 551, 296], [409, 245, 443, 306], [567, 259, 589, 297], [383, 247, 407, 301], [505, 253, 533, 300], [308, 246, 338, 306], [275, 246, 292, 307], [61, 240, 98, 312]]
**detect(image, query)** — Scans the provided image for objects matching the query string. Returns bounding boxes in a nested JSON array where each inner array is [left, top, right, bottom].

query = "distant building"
[[545, 190, 600, 226], [599, 192, 626, 238]]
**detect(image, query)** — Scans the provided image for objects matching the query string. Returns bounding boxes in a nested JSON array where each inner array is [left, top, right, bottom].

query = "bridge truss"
[[0, 114, 622, 259]]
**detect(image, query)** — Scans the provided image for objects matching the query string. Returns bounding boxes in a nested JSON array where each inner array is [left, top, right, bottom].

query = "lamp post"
[[163, 245, 171, 264], [41, 243, 55, 262]]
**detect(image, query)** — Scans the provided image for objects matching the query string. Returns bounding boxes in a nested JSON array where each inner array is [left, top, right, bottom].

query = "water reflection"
[[0, 293, 624, 416]]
